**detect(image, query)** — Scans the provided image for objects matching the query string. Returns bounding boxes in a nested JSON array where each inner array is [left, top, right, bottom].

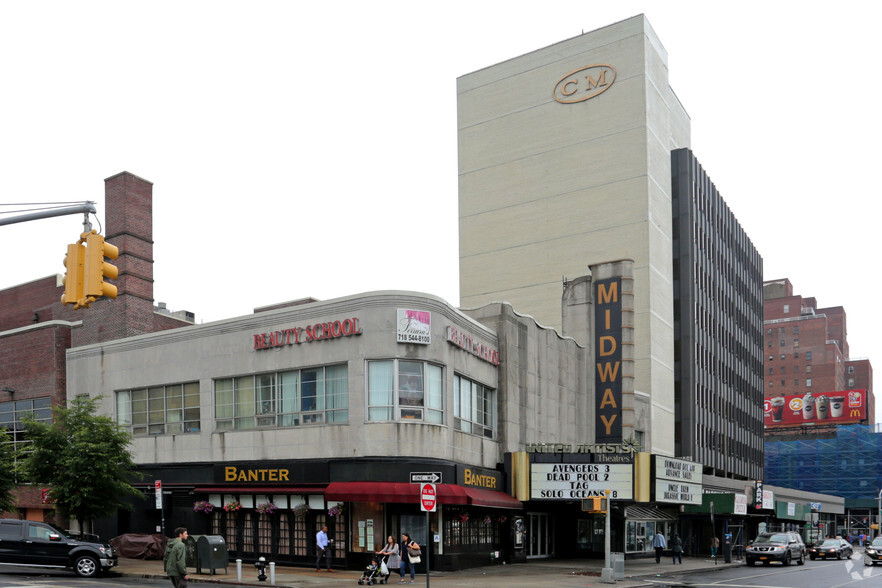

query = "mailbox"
[[196, 535, 228, 575]]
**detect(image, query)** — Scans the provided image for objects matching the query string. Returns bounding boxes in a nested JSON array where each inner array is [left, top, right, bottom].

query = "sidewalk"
[[113, 554, 745, 587]]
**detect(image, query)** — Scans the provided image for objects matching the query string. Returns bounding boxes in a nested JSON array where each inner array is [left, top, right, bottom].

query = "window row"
[[115, 362, 496, 438], [0, 397, 52, 450]]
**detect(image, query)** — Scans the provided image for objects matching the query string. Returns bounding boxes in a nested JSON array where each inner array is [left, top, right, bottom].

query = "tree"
[[18, 396, 141, 531], [0, 429, 16, 514]]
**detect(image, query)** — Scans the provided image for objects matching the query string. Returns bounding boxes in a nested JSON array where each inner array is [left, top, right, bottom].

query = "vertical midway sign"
[[595, 277, 623, 442]]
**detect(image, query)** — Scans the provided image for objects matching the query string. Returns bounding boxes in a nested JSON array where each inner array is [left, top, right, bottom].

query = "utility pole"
[[0, 202, 96, 228]]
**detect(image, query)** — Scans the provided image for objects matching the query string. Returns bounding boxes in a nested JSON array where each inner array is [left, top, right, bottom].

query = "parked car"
[[0, 519, 117, 577], [864, 537, 882, 566], [745, 532, 806, 566], [810, 538, 854, 560]]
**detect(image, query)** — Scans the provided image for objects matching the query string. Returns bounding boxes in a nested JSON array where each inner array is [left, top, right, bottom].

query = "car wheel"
[[784, 552, 791, 566], [73, 555, 99, 578], [837, 552, 842, 560], [798, 552, 805, 566]]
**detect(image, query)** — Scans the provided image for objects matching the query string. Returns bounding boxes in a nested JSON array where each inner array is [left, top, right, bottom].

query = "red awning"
[[463, 487, 522, 509], [324, 482, 520, 509], [195, 487, 325, 494]]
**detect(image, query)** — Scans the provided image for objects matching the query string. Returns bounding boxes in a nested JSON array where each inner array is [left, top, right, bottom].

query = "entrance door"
[[526, 512, 553, 558]]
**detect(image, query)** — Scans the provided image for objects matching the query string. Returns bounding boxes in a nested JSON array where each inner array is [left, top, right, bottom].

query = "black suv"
[[0, 519, 117, 577], [745, 532, 806, 566]]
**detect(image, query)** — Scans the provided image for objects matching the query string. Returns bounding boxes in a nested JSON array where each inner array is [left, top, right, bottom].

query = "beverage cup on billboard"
[[830, 396, 845, 418], [771, 397, 786, 422], [816, 395, 830, 420], [802, 393, 815, 420]]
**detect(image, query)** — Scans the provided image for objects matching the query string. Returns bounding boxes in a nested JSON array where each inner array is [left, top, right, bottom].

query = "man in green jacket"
[[164, 527, 189, 587]]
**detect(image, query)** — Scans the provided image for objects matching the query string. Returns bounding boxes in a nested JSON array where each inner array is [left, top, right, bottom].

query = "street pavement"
[[112, 553, 747, 587]]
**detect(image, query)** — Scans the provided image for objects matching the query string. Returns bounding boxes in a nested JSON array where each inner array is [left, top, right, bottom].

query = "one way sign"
[[410, 472, 442, 484]]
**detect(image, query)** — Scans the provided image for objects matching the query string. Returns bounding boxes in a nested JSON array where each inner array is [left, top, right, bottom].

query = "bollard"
[[269, 561, 276, 585], [236, 559, 242, 582]]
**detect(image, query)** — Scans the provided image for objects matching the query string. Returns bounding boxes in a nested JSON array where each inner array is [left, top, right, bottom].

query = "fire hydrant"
[[254, 556, 268, 581]]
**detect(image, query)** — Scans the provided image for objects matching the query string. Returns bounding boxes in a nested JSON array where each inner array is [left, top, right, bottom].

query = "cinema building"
[[68, 264, 637, 569]]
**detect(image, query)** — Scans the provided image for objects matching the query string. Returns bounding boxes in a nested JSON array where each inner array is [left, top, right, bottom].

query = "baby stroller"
[[357, 553, 390, 585]]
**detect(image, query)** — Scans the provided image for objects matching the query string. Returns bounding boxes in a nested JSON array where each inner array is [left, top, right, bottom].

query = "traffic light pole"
[[0, 202, 96, 227]]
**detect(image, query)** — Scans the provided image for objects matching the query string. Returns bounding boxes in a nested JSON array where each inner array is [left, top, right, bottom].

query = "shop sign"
[[595, 278, 622, 442], [397, 309, 431, 344], [524, 440, 640, 463], [654, 480, 701, 505], [654, 456, 703, 484], [457, 465, 502, 490], [762, 489, 774, 510], [223, 466, 290, 482], [734, 493, 748, 515], [764, 389, 866, 427], [530, 463, 632, 500], [652, 456, 702, 505], [253, 317, 362, 350], [553, 64, 616, 104], [446, 326, 499, 366]]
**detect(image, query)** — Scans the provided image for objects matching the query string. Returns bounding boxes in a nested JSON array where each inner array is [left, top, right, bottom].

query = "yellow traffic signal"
[[84, 231, 119, 300], [61, 242, 86, 306], [581, 497, 608, 513]]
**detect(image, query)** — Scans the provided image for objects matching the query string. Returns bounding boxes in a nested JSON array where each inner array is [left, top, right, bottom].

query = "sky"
[[1, 2, 879, 417]]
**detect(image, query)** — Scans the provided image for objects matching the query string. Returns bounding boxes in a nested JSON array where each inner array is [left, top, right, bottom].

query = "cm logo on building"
[[553, 64, 616, 104]]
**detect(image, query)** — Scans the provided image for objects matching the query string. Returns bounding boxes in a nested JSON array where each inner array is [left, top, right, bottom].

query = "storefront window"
[[453, 375, 495, 438], [367, 360, 442, 423], [351, 502, 384, 552], [215, 364, 348, 430], [116, 383, 200, 435]]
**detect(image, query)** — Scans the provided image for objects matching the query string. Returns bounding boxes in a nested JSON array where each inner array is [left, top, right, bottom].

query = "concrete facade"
[[458, 15, 690, 456]]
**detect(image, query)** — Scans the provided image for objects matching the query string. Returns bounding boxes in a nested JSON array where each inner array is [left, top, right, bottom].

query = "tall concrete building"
[[458, 15, 690, 456]]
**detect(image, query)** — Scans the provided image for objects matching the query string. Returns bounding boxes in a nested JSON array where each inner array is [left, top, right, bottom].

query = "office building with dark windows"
[[671, 148, 765, 480]]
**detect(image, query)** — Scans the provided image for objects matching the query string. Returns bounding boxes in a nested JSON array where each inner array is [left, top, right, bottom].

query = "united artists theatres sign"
[[595, 278, 622, 443]]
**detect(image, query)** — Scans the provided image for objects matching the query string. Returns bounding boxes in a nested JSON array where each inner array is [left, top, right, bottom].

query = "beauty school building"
[[66, 290, 590, 570]]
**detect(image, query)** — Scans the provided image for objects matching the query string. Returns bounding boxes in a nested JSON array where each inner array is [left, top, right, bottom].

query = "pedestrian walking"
[[315, 525, 334, 572], [653, 531, 667, 564], [376, 535, 401, 576], [163, 527, 189, 588], [671, 534, 683, 564], [710, 535, 720, 558], [400, 532, 421, 583]]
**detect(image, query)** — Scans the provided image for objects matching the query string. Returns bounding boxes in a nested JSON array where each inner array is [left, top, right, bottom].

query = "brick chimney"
[[72, 172, 155, 346]]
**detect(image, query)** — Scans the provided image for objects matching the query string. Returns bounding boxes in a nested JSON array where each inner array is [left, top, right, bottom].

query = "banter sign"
[[763, 389, 866, 427], [595, 278, 622, 443]]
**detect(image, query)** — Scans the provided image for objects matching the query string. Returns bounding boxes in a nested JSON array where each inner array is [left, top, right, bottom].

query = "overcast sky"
[[1, 2, 879, 419]]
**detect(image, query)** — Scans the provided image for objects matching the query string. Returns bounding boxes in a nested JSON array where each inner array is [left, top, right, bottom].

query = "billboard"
[[764, 389, 866, 427]]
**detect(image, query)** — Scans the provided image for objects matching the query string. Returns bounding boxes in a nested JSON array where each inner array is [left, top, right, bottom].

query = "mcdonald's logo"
[[850, 409, 861, 418]]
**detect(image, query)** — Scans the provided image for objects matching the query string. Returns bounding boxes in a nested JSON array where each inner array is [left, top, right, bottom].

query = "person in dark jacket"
[[164, 527, 189, 587], [670, 534, 683, 564]]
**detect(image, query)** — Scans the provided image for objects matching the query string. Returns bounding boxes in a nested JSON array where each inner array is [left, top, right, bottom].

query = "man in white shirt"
[[316, 525, 334, 572]]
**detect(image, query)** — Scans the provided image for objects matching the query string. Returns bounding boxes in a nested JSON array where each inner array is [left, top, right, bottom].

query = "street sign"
[[155, 480, 162, 509], [421, 483, 437, 512], [411, 472, 442, 484]]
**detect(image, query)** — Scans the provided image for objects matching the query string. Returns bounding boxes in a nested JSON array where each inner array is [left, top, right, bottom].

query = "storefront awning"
[[462, 487, 522, 509], [195, 487, 325, 494], [625, 506, 678, 521], [324, 482, 521, 509]]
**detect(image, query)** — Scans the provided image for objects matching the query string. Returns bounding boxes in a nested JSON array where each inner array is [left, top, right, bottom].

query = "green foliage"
[[17, 396, 141, 527], [0, 429, 16, 513]]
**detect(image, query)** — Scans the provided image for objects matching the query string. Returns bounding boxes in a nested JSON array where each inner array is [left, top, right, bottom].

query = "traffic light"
[[61, 242, 86, 306], [83, 230, 119, 300], [582, 497, 608, 513]]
